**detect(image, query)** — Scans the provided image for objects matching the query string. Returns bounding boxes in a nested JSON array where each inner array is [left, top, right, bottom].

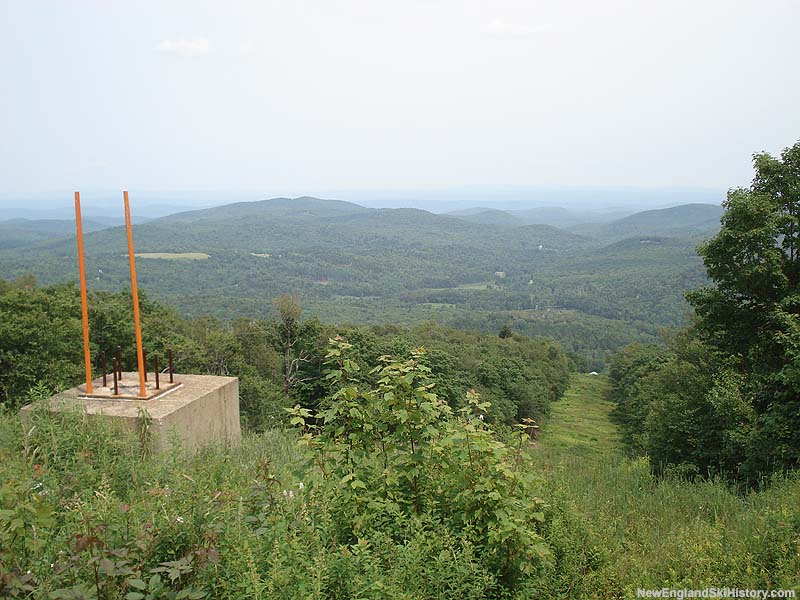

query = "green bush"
[[609, 333, 767, 482], [1, 374, 799, 598], [0, 342, 553, 598], [288, 337, 552, 589]]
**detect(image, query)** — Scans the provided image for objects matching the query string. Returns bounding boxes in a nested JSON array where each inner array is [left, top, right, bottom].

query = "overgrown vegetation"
[[2, 142, 799, 596], [537, 377, 800, 595], [1, 344, 556, 598], [609, 141, 800, 483], [3, 372, 798, 598], [0, 196, 717, 370], [0, 280, 572, 431]]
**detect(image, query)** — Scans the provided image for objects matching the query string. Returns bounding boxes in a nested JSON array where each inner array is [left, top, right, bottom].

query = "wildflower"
[[175, 516, 185, 524], [298, 482, 305, 490]]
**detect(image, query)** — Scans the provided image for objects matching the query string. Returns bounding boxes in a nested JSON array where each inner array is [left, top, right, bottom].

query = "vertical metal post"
[[168, 349, 174, 383], [113, 362, 119, 395], [123, 191, 147, 399], [154, 354, 160, 390], [74, 192, 93, 394]]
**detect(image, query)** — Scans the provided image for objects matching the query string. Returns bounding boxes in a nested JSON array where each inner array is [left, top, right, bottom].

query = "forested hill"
[[0, 197, 721, 368], [569, 203, 724, 240], [161, 195, 372, 222], [445, 203, 723, 234], [445, 208, 524, 226], [0, 218, 109, 250]]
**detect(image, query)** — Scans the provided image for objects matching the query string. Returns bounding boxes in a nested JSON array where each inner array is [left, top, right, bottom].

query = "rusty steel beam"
[[123, 191, 147, 399], [102, 353, 107, 387], [74, 192, 93, 395], [168, 349, 174, 383]]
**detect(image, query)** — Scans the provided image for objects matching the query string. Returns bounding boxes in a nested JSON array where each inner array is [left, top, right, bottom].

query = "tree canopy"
[[609, 141, 800, 481]]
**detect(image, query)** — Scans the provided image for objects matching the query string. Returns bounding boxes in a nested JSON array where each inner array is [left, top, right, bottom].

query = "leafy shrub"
[[288, 337, 551, 589], [1, 373, 799, 597], [609, 334, 761, 482], [608, 342, 671, 453]]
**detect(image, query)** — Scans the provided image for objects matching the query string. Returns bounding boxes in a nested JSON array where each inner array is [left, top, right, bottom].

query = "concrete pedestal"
[[20, 373, 241, 453]]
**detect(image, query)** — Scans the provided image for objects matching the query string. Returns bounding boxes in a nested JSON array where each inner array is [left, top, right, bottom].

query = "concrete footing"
[[20, 373, 241, 453]]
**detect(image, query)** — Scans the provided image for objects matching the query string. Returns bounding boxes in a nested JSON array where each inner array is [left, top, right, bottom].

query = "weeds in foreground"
[[0, 371, 798, 598]]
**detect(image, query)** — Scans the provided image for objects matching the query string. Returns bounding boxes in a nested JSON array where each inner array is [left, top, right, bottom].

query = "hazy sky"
[[2, 0, 799, 197]]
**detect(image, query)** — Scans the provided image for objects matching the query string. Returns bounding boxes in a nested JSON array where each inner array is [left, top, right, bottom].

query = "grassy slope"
[[535, 375, 800, 596], [2, 375, 798, 597], [536, 374, 619, 457]]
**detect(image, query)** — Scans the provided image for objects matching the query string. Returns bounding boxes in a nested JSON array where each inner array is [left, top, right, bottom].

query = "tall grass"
[[1, 376, 798, 598], [0, 408, 525, 599], [534, 375, 800, 597]]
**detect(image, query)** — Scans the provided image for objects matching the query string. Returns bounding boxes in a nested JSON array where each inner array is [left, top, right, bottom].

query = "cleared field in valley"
[[135, 252, 210, 260]]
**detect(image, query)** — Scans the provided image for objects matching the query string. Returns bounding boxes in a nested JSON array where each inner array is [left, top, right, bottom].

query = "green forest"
[[1, 142, 800, 598], [0, 197, 720, 371]]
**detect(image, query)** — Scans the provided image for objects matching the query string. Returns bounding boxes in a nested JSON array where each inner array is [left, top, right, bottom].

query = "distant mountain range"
[[320, 186, 724, 212], [0, 218, 109, 250], [569, 204, 724, 240], [446, 206, 633, 229], [2, 199, 723, 248], [0, 186, 724, 219], [447, 202, 723, 239], [0, 196, 723, 369]]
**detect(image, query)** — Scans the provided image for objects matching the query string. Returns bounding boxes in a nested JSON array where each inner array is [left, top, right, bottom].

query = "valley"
[[0, 197, 720, 369], [3, 2, 798, 594]]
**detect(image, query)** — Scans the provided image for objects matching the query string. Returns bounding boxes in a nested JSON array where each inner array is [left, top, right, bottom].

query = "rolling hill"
[[0, 197, 720, 368], [445, 208, 521, 226], [0, 218, 109, 250], [570, 203, 723, 240], [446, 205, 638, 229], [163, 196, 371, 223]]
